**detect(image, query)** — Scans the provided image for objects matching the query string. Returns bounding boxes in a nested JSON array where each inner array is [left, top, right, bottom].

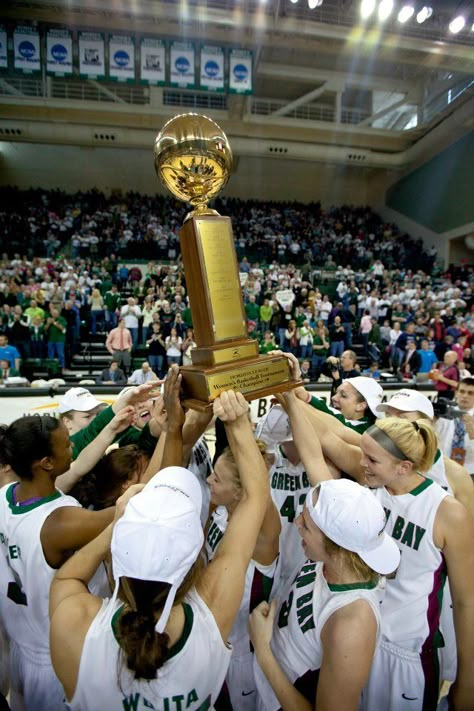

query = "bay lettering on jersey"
[[206, 521, 224, 553], [278, 562, 317, 632], [388, 513, 426, 551]]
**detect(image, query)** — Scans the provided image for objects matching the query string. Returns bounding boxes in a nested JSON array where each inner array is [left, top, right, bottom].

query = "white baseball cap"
[[346, 376, 383, 417], [255, 405, 292, 453], [58, 387, 103, 413], [305, 479, 400, 575], [111, 467, 204, 633], [375, 389, 434, 419]]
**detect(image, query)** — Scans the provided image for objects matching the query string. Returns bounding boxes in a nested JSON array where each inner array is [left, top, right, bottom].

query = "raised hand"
[[213, 390, 249, 422], [163, 365, 185, 431]]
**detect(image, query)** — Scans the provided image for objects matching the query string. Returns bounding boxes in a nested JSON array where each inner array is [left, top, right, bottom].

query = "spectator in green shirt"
[[104, 285, 121, 330], [245, 294, 260, 326], [311, 323, 330, 381], [45, 308, 67, 368], [259, 299, 273, 333], [259, 330, 278, 354]]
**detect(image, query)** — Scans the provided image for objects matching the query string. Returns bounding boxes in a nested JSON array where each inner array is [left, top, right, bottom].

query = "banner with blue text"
[[228, 49, 253, 94], [14, 26, 41, 73], [109, 34, 135, 82], [46, 29, 73, 76], [199, 45, 224, 92], [170, 41, 195, 89]]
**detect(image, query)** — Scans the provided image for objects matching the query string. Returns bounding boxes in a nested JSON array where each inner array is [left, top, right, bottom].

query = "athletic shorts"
[[361, 638, 440, 711], [9, 640, 67, 711]]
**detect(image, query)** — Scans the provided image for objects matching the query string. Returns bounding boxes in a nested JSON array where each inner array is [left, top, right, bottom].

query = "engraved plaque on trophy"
[[154, 113, 300, 410]]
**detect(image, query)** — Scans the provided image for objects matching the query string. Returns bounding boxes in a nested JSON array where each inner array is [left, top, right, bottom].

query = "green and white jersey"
[[253, 561, 383, 711], [269, 447, 310, 585], [372, 478, 449, 653], [0, 482, 80, 659], [69, 589, 232, 711], [429, 449, 452, 494], [308, 395, 373, 433]]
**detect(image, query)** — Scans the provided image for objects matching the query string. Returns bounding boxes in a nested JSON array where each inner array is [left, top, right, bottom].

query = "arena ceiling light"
[[416, 6, 433, 23], [449, 15, 466, 33], [308, 0, 323, 7], [397, 5, 415, 23], [378, 0, 394, 21], [289, 0, 299, 4], [360, 0, 376, 20]]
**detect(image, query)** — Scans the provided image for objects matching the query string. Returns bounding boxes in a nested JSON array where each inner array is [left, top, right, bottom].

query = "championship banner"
[[13, 26, 41, 73], [199, 45, 224, 92], [170, 41, 195, 88], [139, 37, 165, 85], [229, 49, 253, 94], [0, 27, 7, 70], [78, 31, 105, 79], [46, 29, 73, 76], [108, 34, 135, 82]]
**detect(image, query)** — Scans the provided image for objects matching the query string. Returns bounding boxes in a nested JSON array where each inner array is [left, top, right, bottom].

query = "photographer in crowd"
[[435, 377, 474, 478], [325, 350, 359, 396]]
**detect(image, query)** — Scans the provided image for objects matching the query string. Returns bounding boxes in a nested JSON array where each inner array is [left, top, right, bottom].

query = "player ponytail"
[[0, 415, 60, 480], [117, 558, 204, 680]]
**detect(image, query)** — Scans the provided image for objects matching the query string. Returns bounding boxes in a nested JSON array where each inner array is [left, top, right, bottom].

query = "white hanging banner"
[[170, 41, 195, 88], [46, 29, 73, 76], [199, 45, 224, 92], [108, 34, 135, 82], [140, 37, 166, 85], [78, 31, 105, 79], [13, 26, 41, 73], [0, 28, 7, 69], [229, 49, 253, 94]]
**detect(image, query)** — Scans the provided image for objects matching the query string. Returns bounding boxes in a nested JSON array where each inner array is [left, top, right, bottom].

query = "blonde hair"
[[217, 439, 268, 491], [323, 535, 379, 586], [376, 417, 437, 472]]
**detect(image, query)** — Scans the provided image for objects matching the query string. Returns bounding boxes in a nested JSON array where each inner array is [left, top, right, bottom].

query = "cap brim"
[[359, 533, 401, 575]]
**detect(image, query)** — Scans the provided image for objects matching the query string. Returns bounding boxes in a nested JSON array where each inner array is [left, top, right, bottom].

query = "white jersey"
[[254, 560, 383, 711], [69, 589, 232, 711], [269, 447, 309, 583], [372, 478, 449, 653], [0, 482, 80, 658], [429, 449, 452, 493]]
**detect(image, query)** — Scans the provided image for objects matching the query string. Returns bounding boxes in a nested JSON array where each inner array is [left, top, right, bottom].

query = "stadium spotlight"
[[397, 5, 414, 23], [416, 6, 433, 23], [378, 0, 394, 21], [308, 0, 323, 7], [289, 0, 299, 4], [361, 0, 376, 19], [449, 15, 466, 33]]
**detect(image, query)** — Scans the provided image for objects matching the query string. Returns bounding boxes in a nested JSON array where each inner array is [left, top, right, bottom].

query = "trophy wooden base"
[[180, 353, 302, 411]]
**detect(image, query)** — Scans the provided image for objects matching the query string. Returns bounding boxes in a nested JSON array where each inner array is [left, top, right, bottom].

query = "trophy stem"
[[184, 205, 221, 222]]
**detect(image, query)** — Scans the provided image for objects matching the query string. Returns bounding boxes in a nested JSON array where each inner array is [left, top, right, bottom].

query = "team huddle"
[[0, 355, 473, 711]]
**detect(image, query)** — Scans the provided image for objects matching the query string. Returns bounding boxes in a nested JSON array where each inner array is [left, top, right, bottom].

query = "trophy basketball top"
[[154, 113, 233, 219]]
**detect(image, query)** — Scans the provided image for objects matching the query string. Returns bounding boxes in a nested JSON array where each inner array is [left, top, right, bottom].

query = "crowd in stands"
[[0, 187, 473, 387]]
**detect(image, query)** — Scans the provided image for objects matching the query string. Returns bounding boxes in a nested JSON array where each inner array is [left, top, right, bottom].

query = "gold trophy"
[[154, 113, 298, 410]]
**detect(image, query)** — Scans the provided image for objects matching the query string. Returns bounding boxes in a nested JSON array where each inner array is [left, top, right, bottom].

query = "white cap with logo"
[[346, 376, 383, 417], [58, 387, 103, 414], [111, 467, 204, 633], [305, 479, 400, 575], [375, 389, 434, 419]]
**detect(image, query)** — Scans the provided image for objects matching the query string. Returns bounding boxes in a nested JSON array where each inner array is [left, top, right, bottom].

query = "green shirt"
[[70, 406, 159, 460], [245, 302, 260, 321], [308, 396, 373, 433], [312, 335, 329, 358], [260, 305, 273, 322], [47, 316, 67, 343], [104, 291, 121, 311]]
